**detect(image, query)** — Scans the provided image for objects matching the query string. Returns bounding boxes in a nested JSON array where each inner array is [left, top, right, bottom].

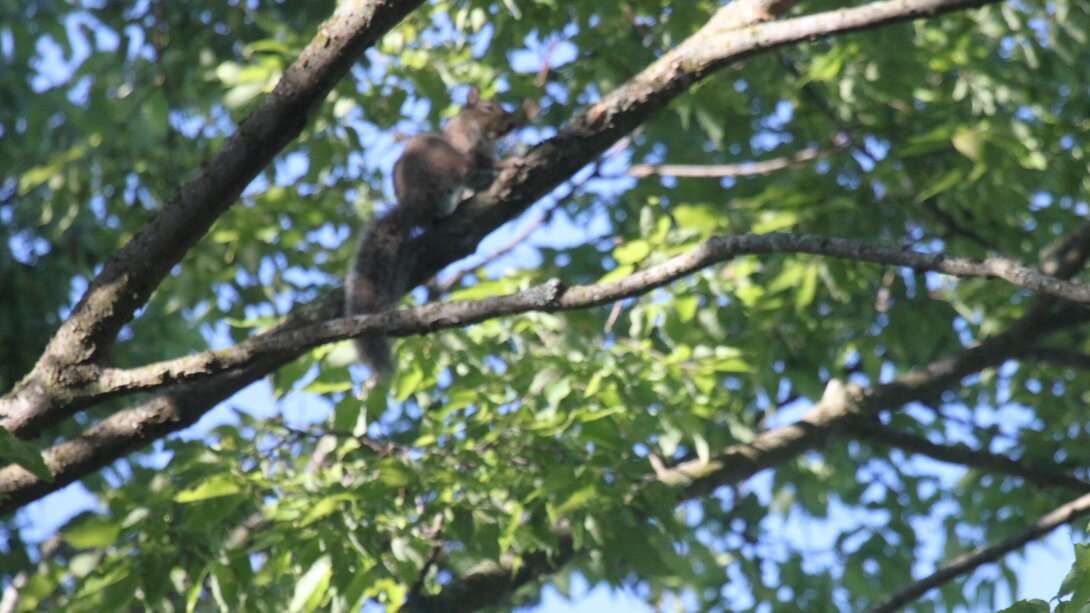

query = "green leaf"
[[613, 239, 652, 265], [672, 204, 722, 235], [300, 494, 353, 527], [598, 264, 635, 284], [0, 429, 52, 482], [394, 362, 425, 402], [174, 474, 242, 503], [17, 145, 85, 195], [695, 106, 725, 148], [997, 600, 1051, 613], [290, 555, 332, 613], [225, 81, 269, 109], [952, 126, 986, 161], [545, 377, 572, 410], [63, 514, 122, 549], [209, 564, 235, 611], [583, 372, 605, 398], [693, 433, 710, 466], [674, 294, 698, 322], [374, 458, 416, 487], [806, 50, 845, 82], [333, 396, 367, 437], [915, 167, 966, 202], [795, 263, 819, 312], [752, 210, 799, 234], [556, 482, 598, 514], [1063, 543, 1090, 605]]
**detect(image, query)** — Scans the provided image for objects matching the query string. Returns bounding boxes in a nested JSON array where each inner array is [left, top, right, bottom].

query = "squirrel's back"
[[394, 134, 474, 218], [346, 90, 515, 381]]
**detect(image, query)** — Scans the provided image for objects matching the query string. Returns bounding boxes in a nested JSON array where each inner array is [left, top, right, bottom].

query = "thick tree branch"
[[0, 298, 342, 516], [654, 388, 859, 494], [0, 0, 425, 439], [0, 357, 295, 516], [1022, 347, 1090, 370], [868, 491, 1090, 613], [1, 322, 345, 534], [407, 0, 1004, 291]]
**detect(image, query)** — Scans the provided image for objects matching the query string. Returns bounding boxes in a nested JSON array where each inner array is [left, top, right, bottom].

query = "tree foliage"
[[3, 0, 1090, 611]]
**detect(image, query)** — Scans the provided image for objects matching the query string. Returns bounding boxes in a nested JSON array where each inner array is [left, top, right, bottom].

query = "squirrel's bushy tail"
[[345, 207, 416, 381], [353, 336, 392, 380]]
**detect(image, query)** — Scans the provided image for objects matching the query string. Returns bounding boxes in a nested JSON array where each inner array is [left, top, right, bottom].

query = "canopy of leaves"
[[3, 0, 1090, 611]]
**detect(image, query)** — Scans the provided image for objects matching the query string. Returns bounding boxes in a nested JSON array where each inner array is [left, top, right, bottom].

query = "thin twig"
[[627, 143, 831, 179], [406, 515, 446, 601]]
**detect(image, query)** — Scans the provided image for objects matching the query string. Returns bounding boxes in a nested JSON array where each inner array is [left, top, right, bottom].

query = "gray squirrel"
[[345, 89, 516, 379]]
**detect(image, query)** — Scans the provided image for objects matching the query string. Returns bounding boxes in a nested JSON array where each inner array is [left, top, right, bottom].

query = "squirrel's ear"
[[466, 87, 480, 106]]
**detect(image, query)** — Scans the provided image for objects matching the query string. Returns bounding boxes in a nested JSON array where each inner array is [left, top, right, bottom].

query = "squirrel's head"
[[461, 88, 516, 138]]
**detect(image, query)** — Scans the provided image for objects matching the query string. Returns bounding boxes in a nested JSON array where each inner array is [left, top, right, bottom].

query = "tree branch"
[[1022, 347, 1090, 370], [406, 0, 1006, 292], [0, 298, 342, 516], [846, 419, 1090, 493], [0, 353, 299, 516], [626, 142, 834, 179], [868, 491, 1090, 613], [669, 295, 1086, 499], [0, 0, 426, 439], [39, 232, 1090, 417]]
